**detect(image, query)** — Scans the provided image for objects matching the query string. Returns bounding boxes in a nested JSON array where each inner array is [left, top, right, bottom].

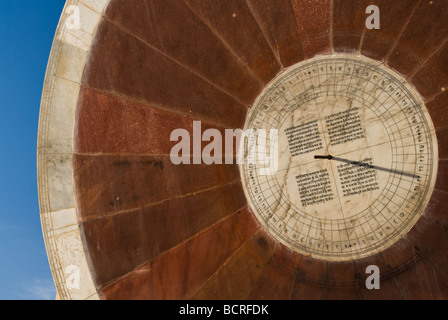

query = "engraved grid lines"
[[241, 57, 436, 260]]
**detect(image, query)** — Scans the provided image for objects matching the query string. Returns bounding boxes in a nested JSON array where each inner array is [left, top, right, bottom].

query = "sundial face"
[[239, 55, 439, 262]]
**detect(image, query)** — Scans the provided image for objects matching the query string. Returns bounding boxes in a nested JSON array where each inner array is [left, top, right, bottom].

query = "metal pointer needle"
[[314, 155, 333, 160], [314, 154, 421, 179]]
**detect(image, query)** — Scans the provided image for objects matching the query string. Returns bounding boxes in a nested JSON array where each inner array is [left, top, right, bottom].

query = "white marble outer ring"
[[37, 0, 110, 300]]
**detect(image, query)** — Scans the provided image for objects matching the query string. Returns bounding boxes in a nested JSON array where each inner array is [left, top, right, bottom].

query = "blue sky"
[[0, 1, 65, 299]]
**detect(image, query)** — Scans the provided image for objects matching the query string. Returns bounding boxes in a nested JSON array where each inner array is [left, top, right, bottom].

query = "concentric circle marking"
[[240, 55, 438, 261]]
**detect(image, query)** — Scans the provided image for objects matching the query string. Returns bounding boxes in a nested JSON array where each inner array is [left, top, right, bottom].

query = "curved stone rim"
[[37, 0, 110, 300]]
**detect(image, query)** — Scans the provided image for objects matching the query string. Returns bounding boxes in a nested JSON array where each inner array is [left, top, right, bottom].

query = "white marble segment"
[[39, 77, 79, 155], [46, 153, 75, 212], [79, 0, 109, 13], [50, 208, 78, 231], [55, 40, 89, 83], [52, 227, 98, 300]]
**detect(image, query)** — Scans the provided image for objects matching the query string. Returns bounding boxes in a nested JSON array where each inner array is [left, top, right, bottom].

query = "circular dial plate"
[[240, 55, 438, 262]]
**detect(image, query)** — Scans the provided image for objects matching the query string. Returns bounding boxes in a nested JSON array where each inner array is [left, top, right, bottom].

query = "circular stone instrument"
[[240, 55, 439, 262]]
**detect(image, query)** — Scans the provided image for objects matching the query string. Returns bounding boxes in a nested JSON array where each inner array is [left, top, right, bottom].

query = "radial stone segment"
[[240, 55, 438, 262]]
